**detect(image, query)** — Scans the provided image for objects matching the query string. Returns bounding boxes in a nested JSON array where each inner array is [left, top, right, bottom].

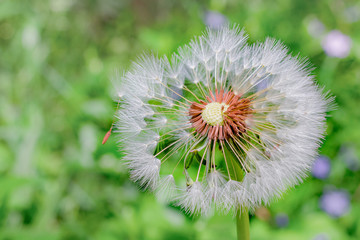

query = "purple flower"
[[339, 145, 360, 171], [312, 155, 331, 179], [307, 19, 325, 39], [344, 6, 360, 23], [313, 233, 329, 240], [275, 213, 289, 228], [203, 11, 228, 30], [322, 30, 352, 58], [320, 190, 350, 218]]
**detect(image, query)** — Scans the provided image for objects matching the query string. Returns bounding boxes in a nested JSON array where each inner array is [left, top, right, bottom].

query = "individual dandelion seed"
[[111, 25, 332, 219]]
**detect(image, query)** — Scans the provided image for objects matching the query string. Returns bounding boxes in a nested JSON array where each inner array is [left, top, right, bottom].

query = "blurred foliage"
[[1, 0, 360, 239]]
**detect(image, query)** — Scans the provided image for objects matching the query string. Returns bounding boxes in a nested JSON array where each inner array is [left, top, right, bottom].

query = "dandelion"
[[111, 25, 331, 239]]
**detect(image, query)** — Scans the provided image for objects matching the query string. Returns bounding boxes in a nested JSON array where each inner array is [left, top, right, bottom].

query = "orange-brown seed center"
[[188, 89, 252, 141]]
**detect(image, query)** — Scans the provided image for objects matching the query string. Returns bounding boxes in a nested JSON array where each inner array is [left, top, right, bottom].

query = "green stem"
[[236, 208, 250, 240], [225, 146, 250, 240]]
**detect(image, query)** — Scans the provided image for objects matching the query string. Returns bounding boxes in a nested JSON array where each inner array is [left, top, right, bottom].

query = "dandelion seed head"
[[114, 25, 332, 215]]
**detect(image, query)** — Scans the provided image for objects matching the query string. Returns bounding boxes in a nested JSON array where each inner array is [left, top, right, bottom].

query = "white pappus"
[[112, 25, 332, 215]]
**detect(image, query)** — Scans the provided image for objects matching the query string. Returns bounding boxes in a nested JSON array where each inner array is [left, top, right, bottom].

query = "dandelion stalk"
[[228, 146, 250, 240], [234, 170, 250, 240], [236, 209, 250, 240]]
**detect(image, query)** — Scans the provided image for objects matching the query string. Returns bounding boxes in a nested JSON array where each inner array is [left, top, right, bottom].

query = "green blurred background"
[[1, 0, 360, 239]]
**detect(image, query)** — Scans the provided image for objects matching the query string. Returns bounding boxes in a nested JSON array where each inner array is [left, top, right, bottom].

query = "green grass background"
[[1, 0, 360, 239]]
